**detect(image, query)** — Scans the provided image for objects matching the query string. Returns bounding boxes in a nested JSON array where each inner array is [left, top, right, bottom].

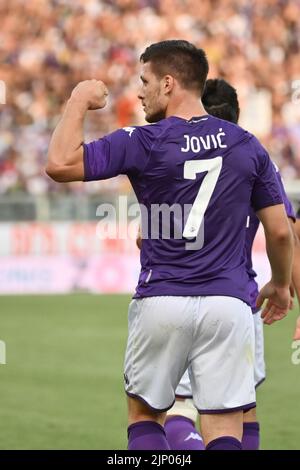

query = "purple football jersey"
[[246, 166, 296, 312], [84, 115, 283, 304]]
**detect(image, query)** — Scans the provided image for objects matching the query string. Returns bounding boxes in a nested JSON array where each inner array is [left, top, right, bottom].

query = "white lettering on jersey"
[[183, 157, 223, 240], [184, 432, 203, 442], [123, 127, 136, 137], [145, 269, 152, 283], [181, 128, 227, 153], [188, 117, 209, 123]]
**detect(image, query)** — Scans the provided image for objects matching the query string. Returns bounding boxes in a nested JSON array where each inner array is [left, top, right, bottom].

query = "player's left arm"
[[46, 80, 108, 182], [292, 218, 300, 339], [252, 143, 293, 324], [275, 168, 300, 338]]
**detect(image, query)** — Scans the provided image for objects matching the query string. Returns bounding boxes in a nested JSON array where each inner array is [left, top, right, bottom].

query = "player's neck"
[[166, 96, 208, 121]]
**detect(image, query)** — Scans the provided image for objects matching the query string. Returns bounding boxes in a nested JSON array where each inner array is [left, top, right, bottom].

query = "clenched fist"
[[70, 80, 108, 110]]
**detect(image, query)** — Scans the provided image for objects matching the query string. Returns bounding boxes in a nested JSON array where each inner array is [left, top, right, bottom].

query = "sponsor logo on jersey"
[[184, 432, 203, 442], [123, 127, 136, 137]]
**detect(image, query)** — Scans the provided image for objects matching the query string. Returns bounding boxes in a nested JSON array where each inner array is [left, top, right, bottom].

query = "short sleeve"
[[83, 127, 150, 181], [251, 138, 283, 212], [275, 167, 296, 221]]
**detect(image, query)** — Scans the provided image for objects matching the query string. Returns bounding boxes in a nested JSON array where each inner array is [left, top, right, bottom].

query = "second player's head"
[[139, 40, 209, 123], [202, 78, 240, 124]]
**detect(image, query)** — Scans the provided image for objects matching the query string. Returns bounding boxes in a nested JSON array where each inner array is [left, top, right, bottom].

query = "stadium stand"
[[0, 0, 299, 212]]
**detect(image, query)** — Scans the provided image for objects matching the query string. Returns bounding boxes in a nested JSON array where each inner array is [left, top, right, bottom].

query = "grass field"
[[0, 294, 299, 450]]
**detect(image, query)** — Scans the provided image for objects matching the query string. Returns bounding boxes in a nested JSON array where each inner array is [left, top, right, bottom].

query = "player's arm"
[[292, 218, 300, 339], [291, 219, 300, 313], [256, 204, 293, 324], [46, 80, 108, 182], [250, 139, 294, 324], [290, 219, 300, 305], [274, 169, 300, 337]]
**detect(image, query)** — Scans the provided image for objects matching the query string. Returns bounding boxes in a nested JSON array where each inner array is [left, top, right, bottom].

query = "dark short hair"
[[140, 40, 209, 95], [202, 78, 240, 124]]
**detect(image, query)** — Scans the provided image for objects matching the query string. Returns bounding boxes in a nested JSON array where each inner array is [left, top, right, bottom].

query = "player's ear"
[[162, 75, 174, 95]]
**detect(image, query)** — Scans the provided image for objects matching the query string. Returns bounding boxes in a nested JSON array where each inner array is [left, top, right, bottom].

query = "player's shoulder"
[[130, 117, 176, 137], [118, 119, 171, 140], [209, 116, 252, 141], [219, 118, 268, 156], [115, 118, 176, 149]]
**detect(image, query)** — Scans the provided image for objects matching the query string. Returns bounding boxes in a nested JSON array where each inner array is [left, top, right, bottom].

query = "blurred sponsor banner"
[[0, 222, 140, 294], [0, 222, 138, 257], [0, 222, 269, 294], [0, 255, 140, 294]]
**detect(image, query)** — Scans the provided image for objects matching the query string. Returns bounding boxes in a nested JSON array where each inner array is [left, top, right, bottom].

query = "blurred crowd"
[[0, 0, 300, 196]]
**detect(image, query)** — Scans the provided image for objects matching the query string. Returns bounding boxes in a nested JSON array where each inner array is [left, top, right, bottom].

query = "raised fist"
[[70, 80, 108, 110]]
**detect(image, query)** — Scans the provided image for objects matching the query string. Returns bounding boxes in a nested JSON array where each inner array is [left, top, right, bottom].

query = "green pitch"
[[0, 294, 299, 449]]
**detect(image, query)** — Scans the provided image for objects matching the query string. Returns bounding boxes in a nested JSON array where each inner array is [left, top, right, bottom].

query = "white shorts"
[[175, 369, 192, 398], [253, 310, 266, 388], [124, 296, 256, 413], [174, 309, 266, 399]]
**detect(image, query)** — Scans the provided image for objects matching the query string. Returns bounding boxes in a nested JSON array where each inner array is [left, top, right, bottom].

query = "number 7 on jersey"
[[183, 157, 223, 239]]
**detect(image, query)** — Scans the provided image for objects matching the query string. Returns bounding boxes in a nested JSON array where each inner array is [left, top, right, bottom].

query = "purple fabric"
[[126, 391, 175, 412], [242, 422, 260, 450], [128, 421, 170, 450], [275, 166, 296, 221], [198, 401, 256, 414], [255, 378, 265, 389], [83, 115, 283, 304], [206, 436, 242, 450], [164, 416, 205, 450], [244, 212, 260, 312]]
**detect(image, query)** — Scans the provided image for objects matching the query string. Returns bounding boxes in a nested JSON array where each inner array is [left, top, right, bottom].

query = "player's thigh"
[[124, 296, 195, 411], [189, 296, 256, 413]]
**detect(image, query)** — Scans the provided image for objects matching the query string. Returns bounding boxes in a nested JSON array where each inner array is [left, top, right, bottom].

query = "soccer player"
[[46, 40, 293, 450], [293, 214, 300, 340], [142, 78, 298, 451]]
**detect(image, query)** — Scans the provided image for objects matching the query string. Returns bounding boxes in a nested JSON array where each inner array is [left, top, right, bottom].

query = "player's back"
[[83, 113, 282, 304], [131, 115, 281, 303]]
